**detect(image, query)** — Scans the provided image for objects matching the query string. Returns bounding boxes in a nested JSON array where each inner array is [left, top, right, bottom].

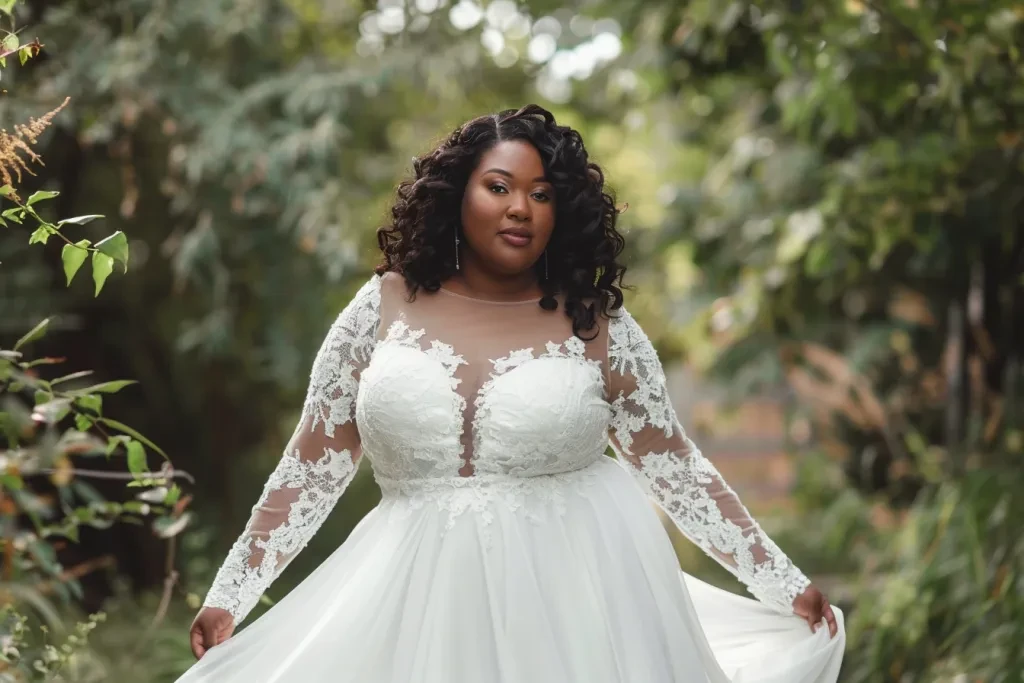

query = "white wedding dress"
[[177, 272, 845, 683]]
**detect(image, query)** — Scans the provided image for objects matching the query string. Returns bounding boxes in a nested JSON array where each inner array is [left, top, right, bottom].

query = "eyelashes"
[[488, 184, 551, 202]]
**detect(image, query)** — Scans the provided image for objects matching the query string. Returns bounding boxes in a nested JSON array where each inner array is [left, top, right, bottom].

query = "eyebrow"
[[483, 168, 549, 183]]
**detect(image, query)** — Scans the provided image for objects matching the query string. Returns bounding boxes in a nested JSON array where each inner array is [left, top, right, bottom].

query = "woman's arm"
[[202, 275, 381, 625], [605, 306, 810, 614]]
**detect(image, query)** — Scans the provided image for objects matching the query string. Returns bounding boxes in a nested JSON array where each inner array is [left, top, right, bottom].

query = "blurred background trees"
[[1, 0, 1021, 680]]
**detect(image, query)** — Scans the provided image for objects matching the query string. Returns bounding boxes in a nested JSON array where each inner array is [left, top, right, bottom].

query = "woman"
[[179, 104, 844, 683]]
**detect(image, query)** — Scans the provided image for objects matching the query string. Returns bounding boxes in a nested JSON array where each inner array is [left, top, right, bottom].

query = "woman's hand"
[[792, 584, 838, 638], [189, 607, 236, 660]]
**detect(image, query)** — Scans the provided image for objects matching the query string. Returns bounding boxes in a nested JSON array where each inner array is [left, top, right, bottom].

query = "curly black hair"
[[375, 104, 627, 340]]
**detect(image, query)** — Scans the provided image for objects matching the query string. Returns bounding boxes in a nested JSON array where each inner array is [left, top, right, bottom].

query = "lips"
[[497, 227, 532, 247]]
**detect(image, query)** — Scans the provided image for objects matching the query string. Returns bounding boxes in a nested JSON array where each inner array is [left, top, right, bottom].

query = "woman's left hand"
[[792, 584, 839, 638]]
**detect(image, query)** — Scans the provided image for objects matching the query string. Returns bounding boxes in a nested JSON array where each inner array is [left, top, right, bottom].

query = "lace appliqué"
[[374, 318, 469, 474], [375, 457, 611, 546], [607, 310, 674, 454], [204, 446, 359, 622], [630, 449, 810, 613], [380, 319, 467, 393], [473, 338, 601, 445], [303, 277, 382, 437], [471, 337, 605, 476], [203, 275, 381, 624], [607, 310, 810, 614]]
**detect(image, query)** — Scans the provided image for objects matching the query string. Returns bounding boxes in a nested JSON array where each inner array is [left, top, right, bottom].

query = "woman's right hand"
[[189, 607, 236, 660]]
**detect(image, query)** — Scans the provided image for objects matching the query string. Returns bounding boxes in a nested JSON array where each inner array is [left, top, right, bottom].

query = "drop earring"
[[455, 228, 460, 271], [539, 250, 557, 311]]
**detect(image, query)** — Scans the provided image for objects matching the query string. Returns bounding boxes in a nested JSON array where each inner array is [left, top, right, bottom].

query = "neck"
[[444, 257, 542, 302]]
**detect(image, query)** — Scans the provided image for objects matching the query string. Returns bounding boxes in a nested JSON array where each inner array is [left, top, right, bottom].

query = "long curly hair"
[[375, 104, 627, 340]]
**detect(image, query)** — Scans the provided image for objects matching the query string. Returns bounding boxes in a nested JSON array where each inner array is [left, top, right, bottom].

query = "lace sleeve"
[[202, 275, 382, 625], [606, 307, 810, 614]]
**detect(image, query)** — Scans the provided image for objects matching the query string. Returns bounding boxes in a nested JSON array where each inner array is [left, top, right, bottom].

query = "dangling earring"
[[455, 228, 461, 271], [539, 250, 557, 311]]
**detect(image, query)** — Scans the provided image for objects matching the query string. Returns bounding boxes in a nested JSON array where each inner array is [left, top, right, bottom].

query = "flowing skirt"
[[177, 457, 844, 682]]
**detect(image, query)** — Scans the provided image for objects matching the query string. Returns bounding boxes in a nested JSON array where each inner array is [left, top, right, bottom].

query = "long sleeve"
[[606, 307, 810, 614], [203, 275, 382, 624]]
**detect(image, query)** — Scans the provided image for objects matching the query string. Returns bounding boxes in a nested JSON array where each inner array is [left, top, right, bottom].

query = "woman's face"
[[460, 140, 556, 277]]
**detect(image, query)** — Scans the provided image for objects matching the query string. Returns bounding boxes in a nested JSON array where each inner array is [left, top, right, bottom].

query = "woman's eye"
[[532, 192, 550, 202], [489, 184, 507, 194]]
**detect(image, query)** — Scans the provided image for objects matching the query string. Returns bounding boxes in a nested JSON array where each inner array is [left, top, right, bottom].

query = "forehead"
[[473, 140, 546, 178]]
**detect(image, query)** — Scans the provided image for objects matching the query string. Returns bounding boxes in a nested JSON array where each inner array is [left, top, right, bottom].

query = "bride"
[[178, 104, 844, 683]]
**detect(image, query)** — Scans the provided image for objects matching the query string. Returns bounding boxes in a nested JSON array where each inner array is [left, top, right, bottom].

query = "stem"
[[21, 204, 88, 251], [134, 535, 178, 656], [29, 555, 116, 597], [0, 38, 41, 62], [36, 467, 196, 485]]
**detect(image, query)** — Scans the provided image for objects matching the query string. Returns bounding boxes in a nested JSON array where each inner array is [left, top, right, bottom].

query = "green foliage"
[[1, 1, 187, 678], [842, 467, 1024, 682], [4, 190, 127, 296], [614, 2, 1024, 679], [0, 606, 106, 680]]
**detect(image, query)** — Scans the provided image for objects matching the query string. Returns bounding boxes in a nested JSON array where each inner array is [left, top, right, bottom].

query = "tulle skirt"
[[177, 457, 844, 682]]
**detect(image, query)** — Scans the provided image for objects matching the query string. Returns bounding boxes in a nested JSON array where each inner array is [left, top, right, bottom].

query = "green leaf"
[[26, 190, 59, 206], [98, 418, 168, 459], [106, 434, 129, 457], [61, 241, 90, 286], [22, 356, 64, 368], [95, 231, 129, 270], [14, 318, 49, 350], [28, 225, 52, 245], [75, 394, 102, 416], [2, 207, 23, 223], [0, 56, 5, 68], [122, 501, 149, 514], [153, 512, 192, 539], [164, 484, 182, 506], [70, 380, 136, 395], [0, 184, 14, 198], [91, 251, 114, 296], [0, 1, 16, 16], [74, 413, 93, 432], [125, 440, 147, 476], [0, 473, 23, 490], [2, 33, 17, 52], [18, 45, 28, 66], [50, 370, 93, 385], [58, 214, 104, 227]]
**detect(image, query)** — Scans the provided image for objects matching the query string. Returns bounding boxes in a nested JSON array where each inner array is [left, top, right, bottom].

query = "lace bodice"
[[203, 272, 809, 624]]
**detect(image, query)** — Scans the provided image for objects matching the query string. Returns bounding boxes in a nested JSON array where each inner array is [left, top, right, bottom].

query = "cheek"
[[462, 187, 501, 224], [535, 204, 556, 242]]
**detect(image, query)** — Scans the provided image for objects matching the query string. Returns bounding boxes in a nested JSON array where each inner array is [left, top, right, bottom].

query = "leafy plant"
[[0, 1, 189, 678], [841, 467, 1024, 682], [615, 2, 1024, 679]]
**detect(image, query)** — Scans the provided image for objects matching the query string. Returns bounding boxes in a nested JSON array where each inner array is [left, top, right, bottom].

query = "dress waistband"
[[373, 457, 613, 498]]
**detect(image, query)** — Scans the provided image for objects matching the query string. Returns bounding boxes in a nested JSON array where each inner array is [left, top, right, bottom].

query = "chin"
[[488, 255, 539, 277]]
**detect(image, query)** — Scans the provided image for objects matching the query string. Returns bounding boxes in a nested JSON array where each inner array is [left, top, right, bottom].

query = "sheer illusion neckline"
[[436, 285, 542, 306]]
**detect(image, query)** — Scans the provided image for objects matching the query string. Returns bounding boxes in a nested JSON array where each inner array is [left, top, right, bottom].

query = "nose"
[[506, 191, 531, 222]]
